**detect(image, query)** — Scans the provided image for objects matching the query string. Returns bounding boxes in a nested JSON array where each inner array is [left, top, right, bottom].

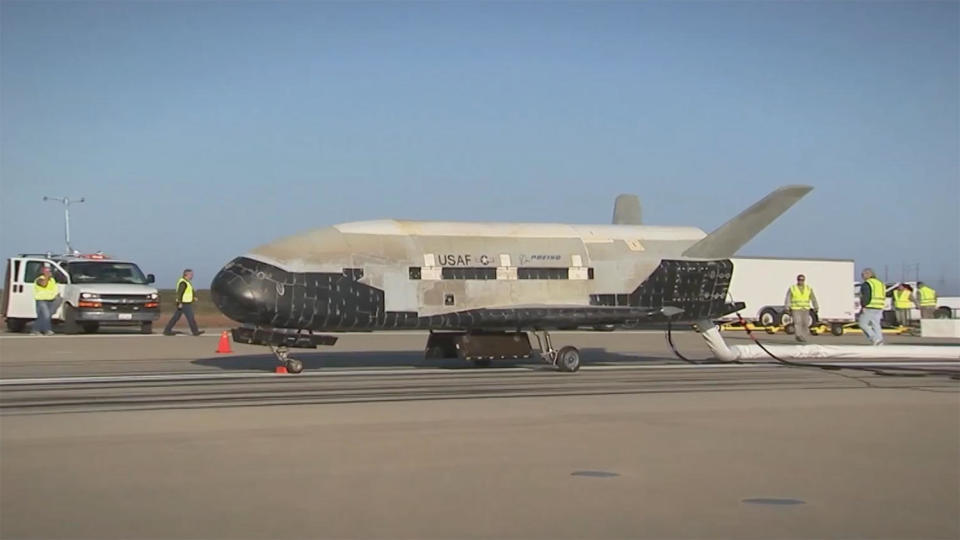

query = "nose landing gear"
[[270, 345, 304, 374]]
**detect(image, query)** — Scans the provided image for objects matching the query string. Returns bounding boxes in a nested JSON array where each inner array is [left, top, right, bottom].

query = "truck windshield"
[[65, 262, 149, 285]]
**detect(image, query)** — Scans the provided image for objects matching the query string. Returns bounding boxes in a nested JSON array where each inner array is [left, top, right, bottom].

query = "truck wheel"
[[58, 305, 82, 334], [759, 307, 778, 327], [80, 322, 100, 334], [831, 323, 844, 336], [5, 318, 27, 333], [140, 321, 153, 334], [934, 307, 951, 319]]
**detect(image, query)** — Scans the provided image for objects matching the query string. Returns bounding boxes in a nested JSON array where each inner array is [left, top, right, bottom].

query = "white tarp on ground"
[[700, 326, 960, 362]]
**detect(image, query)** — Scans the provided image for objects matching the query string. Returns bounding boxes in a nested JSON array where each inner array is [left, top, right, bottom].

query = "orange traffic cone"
[[215, 331, 233, 354], [275, 365, 288, 374]]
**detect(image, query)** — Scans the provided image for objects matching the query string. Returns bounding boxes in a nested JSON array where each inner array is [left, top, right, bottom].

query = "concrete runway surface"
[[1, 329, 958, 539]]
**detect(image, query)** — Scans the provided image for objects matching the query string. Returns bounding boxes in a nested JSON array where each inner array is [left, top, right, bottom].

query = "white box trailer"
[[721, 257, 856, 326]]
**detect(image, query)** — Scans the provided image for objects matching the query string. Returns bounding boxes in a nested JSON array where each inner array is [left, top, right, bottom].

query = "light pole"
[[42, 196, 85, 254]]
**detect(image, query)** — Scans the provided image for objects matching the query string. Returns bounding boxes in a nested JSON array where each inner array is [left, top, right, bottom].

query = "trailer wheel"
[[759, 307, 778, 327], [779, 311, 793, 327], [831, 323, 844, 336], [935, 307, 952, 319], [784, 323, 796, 335]]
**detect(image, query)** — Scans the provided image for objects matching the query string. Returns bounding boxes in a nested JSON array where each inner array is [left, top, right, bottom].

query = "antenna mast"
[[42, 196, 86, 254]]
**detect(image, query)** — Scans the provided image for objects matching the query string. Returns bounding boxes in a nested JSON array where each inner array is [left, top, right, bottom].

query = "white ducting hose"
[[700, 326, 960, 361]]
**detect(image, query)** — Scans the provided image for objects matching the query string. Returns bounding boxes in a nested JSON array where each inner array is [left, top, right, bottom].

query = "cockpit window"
[[65, 262, 149, 284]]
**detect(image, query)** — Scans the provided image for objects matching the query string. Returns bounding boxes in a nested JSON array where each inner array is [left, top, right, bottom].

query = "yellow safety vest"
[[789, 284, 813, 310], [893, 289, 914, 309], [177, 278, 195, 304], [918, 286, 937, 307], [33, 276, 58, 301], [866, 278, 886, 310]]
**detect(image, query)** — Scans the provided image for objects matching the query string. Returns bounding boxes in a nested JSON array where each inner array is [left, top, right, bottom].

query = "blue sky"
[[2, 1, 957, 292]]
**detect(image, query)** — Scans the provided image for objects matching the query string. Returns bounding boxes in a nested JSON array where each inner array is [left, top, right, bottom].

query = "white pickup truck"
[[2, 253, 161, 334]]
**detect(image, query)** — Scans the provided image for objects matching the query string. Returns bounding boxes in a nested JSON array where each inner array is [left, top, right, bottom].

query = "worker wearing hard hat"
[[858, 268, 886, 346], [784, 274, 819, 342], [892, 283, 915, 328], [917, 281, 938, 319], [32, 265, 62, 336]]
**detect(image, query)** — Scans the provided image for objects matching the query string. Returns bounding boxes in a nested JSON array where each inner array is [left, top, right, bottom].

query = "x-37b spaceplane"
[[211, 185, 812, 373]]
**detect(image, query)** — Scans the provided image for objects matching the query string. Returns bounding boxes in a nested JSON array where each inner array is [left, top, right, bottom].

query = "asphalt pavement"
[[1, 329, 958, 539]]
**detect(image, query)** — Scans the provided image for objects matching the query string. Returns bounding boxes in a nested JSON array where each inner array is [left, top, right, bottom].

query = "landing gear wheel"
[[270, 346, 305, 374], [831, 323, 844, 336], [286, 359, 304, 374], [556, 346, 581, 372]]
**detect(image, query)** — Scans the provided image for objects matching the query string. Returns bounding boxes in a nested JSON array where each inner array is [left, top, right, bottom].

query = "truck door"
[[2, 258, 23, 320], [9, 259, 69, 321], [3, 257, 36, 321]]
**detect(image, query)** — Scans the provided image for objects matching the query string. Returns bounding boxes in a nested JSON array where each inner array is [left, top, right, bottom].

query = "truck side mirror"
[[147, 274, 155, 284]]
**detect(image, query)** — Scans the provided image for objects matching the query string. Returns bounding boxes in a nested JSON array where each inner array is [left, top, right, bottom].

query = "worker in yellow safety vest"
[[784, 274, 819, 342], [162, 269, 204, 336], [892, 283, 915, 328], [858, 268, 886, 345], [916, 281, 938, 320], [32, 265, 63, 336]]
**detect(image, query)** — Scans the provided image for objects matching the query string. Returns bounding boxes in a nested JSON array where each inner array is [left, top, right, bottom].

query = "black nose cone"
[[210, 257, 274, 325]]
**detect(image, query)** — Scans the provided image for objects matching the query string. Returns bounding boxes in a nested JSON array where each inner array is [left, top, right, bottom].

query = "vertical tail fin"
[[612, 194, 642, 225], [682, 185, 813, 258]]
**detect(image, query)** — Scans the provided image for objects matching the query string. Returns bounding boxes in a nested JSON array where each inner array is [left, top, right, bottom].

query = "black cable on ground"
[[731, 306, 957, 379], [665, 318, 740, 365], [660, 298, 957, 380], [665, 319, 695, 364]]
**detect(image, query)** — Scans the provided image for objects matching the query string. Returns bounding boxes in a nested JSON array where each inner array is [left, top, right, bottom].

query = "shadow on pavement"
[[192, 347, 676, 372]]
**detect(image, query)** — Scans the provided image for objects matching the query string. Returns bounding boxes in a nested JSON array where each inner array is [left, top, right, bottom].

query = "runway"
[[1, 330, 958, 538]]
